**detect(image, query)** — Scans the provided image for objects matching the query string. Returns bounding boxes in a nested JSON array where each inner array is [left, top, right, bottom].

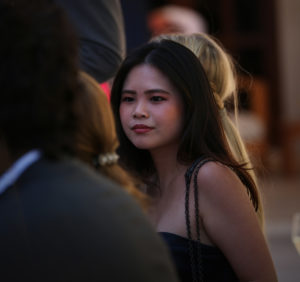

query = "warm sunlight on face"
[[119, 64, 184, 152]]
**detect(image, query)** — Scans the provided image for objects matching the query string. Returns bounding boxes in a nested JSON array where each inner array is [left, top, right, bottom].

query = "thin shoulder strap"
[[184, 157, 214, 282], [185, 157, 212, 187]]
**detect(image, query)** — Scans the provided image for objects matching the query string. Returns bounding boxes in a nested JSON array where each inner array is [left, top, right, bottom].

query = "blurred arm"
[[55, 0, 126, 83]]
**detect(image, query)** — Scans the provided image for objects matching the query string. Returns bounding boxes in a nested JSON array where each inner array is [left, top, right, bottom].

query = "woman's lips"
[[131, 124, 153, 134]]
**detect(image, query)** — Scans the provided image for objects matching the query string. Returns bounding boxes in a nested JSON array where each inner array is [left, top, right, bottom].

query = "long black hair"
[[110, 40, 258, 210]]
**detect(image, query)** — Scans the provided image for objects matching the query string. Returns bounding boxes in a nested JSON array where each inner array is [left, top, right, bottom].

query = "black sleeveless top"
[[159, 232, 238, 282], [160, 157, 239, 282]]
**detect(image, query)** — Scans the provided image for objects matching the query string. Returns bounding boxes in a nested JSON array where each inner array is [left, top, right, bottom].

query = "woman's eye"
[[121, 96, 134, 102], [151, 96, 165, 102]]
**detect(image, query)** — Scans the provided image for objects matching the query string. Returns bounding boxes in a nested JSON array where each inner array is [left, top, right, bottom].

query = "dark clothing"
[[0, 157, 178, 282], [55, 0, 126, 82], [160, 232, 238, 282], [120, 0, 151, 54]]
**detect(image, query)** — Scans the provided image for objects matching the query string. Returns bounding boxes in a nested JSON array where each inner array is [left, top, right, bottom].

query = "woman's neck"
[[149, 144, 187, 195]]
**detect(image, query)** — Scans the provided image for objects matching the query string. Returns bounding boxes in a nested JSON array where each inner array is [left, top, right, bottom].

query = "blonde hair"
[[75, 72, 148, 209], [152, 33, 264, 227]]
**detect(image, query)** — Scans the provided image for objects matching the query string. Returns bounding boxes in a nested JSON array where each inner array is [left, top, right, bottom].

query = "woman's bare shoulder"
[[195, 160, 247, 204], [196, 161, 239, 186]]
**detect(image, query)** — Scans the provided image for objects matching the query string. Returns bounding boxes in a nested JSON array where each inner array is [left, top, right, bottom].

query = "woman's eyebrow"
[[121, 89, 136, 95], [121, 89, 171, 95], [144, 89, 170, 95]]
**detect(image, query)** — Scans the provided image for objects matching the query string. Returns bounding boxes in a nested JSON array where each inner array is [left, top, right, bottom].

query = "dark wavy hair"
[[110, 39, 258, 210], [0, 0, 80, 158]]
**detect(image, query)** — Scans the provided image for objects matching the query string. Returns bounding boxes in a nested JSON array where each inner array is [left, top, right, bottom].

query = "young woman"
[[152, 32, 264, 227], [110, 40, 277, 281]]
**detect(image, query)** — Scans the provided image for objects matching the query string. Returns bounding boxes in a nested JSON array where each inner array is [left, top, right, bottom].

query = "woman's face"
[[119, 64, 184, 152]]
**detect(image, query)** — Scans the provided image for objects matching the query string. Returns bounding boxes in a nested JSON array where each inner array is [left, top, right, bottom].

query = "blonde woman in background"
[[76, 72, 148, 209], [153, 33, 264, 228]]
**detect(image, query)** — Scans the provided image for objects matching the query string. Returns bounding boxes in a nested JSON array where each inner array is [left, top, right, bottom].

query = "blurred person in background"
[[55, 0, 127, 97], [152, 32, 264, 228], [147, 4, 207, 36], [0, 1, 180, 281], [55, 0, 126, 83]]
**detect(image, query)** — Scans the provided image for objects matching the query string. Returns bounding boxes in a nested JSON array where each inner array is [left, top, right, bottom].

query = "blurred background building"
[[121, 0, 300, 281]]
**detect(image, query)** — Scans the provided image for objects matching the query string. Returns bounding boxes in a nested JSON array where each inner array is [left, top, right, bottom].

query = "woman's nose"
[[132, 102, 149, 118]]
